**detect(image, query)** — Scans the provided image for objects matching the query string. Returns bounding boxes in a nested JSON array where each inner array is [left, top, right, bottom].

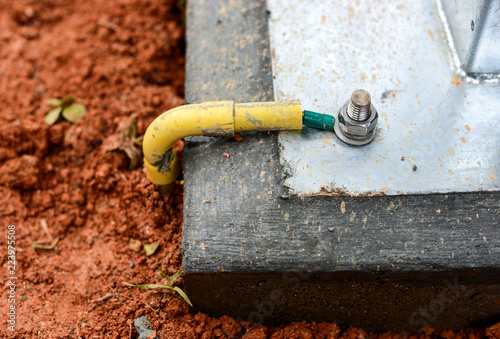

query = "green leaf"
[[124, 282, 169, 289], [60, 96, 75, 105], [129, 152, 141, 170], [156, 264, 169, 281], [173, 286, 193, 307], [129, 117, 138, 139], [170, 270, 183, 284], [62, 103, 86, 123], [97, 200, 113, 213], [21, 295, 26, 301], [121, 145, 141, 170], [44, 107, 62, 125], [143, 241, 159, 256], [133, 135, 143, 147], [46, 98, 62, 106], [32, 237, 59, 250]]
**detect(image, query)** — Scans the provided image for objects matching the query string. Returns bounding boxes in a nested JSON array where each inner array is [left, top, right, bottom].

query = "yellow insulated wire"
[[234, 101, 303, 132], [143, 100, 302, 189]]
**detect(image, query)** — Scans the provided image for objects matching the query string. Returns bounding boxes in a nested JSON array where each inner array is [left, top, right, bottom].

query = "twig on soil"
[[3, 191, 12, 201], [75, 319, 82, 338], [117, 170, 128, 182], [40, 218, 54, 241], [97, 19, 119, 31], [93, 293, 113, 302], [32, 219, 59, 249]]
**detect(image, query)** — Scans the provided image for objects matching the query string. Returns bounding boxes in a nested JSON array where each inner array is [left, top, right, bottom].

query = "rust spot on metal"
[[451, 73, 466, 97], [351, 89, 371, 107]]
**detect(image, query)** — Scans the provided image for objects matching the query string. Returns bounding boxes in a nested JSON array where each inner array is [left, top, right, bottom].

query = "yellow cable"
[[143, 100, 302, 188]]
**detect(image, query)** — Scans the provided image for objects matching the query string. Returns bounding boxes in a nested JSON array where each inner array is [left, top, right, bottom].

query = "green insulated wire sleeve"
[[302, 110, 335, 131]]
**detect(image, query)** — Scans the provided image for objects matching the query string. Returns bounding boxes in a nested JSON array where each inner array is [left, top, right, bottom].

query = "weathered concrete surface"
[[185, 0, 273, 104], [182, 0, 500, 332]]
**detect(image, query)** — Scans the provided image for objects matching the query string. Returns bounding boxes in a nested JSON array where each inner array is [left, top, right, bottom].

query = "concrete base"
[[182, 0, 500, 333], [184, 271, 500, 332]]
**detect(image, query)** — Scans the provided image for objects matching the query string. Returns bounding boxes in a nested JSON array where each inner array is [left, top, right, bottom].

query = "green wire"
[[302, 110, 335, 131]]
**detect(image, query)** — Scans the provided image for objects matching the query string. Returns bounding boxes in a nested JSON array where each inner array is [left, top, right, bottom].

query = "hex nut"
[[334, 100, 378, 145]]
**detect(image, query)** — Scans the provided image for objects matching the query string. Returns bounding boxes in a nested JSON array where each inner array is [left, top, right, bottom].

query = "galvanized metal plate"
[[440, 0, 500, 75], [268, 0, 500, 196]]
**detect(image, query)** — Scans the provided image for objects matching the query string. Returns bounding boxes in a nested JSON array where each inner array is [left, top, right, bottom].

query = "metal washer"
[[333, 115, 377, 146]]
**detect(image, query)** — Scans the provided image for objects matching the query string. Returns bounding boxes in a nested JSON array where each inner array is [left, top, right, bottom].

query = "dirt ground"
[[0, 0, 499, 338]]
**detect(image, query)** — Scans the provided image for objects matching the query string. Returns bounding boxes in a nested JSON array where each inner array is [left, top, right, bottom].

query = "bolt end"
[[347, 89, 371, 121]]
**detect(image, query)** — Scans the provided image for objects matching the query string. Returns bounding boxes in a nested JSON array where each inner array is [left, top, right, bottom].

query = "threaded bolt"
[[347, 89, 371, 122], [333, 88, 378, 146]]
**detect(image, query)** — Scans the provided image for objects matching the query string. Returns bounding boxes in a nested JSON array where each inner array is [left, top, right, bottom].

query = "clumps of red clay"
[[0, 0, 498, 338], [486, 323, 500, 339]]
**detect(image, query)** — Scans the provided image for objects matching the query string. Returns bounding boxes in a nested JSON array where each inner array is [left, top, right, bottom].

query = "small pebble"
[[412, 165, 417, 171], [129, 262, 135, 268], [152, 95, 161, 107], [134, 316, 158, 339], [328, 227, 335, 232]]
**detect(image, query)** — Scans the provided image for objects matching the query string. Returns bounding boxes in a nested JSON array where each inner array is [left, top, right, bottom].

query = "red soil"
[[0, 0, 498, 338]]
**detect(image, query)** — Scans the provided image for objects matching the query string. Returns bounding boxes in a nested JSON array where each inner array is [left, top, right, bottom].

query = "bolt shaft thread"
[[347, 100, 370, 121]]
